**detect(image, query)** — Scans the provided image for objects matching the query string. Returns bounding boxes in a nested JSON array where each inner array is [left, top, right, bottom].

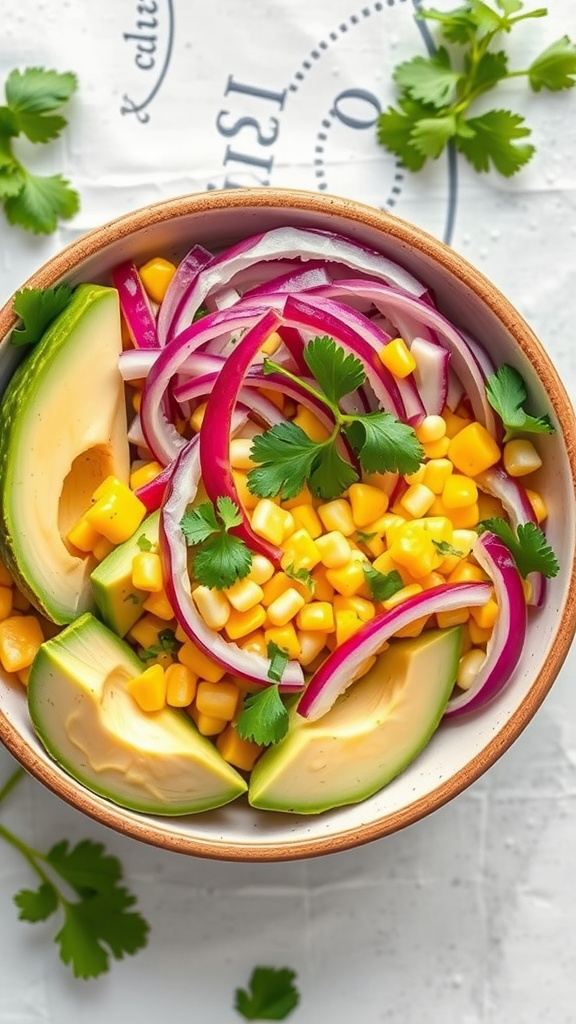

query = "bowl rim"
[[1, 186, 575, 861]]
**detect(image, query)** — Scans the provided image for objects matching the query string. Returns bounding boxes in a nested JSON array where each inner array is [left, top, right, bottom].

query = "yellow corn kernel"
[[233, 470, 260, 511], [0, 615, 44, 673], [178, 640, 227, 682], [131, 390, 142, 414], [317, 499, 356, 537], [0, 586, 13, 621], [452, 529, 478, 558], [91, 475, 126, 502], [67, 517, 101, 554], [259, 386, 284, 410], [261, 573, 292, 607], [196, 679, 240, 721], [525, 488, 548, 524], [280, 482, 314, 510], [142, 589, 174, 621], [292, 405, 331, 442], [333, 595, 375, 622], [246, 554, 275, 586], [470, 596, 498, 629], [422, 458, 453, 494], [225, 578, 264, 613], [296, 629, 328, 666], [310, 564, 336, 602], [127, 664, 166, 712], [259, 329, 282, 355], [127, 613, 165, 649], [265, 623, 301, 659], [325, 560, 366, 597], [414, 571, 445, 590], [476, 493, 503, 521], [503, 439, 543, 477], [187, 703, 228, 736], [442, 474, 479, 509], [280, 529, 321, 573], [131, 551, 163, 592], [436, 606, 469, 628], [266, 588, 306, 627], [381, 583, 423, 611], [129, 461, 164, 490], [394, 615, 429, 638], [388, 527, 442, 580], [93, 536, 115, 562], [335, 609, 363, 645], [139, 256, 176, 303], [361, 533, 385, 559], [251, 499, 295, 545], [165, 663, 197, 707], [224, 605, 266, 640], [456, 648, 486, 690], [229, 438, 257, 470], [296, 601, 335, 632], [403, 464, 426, 486], [85, 488, 146, 545], [216, 724, 263, 771], [347, 483, 389, 527], [289, 503, 323, 539], [371, 550, 412, 586], [422, 437, 451, 459], [0, 558, 13, 587], [192, 585, 231, 630], [448, 422, 501, 477], [189, 401, 207, 433], [400, 483, 436, 518], [416, 414, 447, 444], [239, 630, 268, 658], [442, 407, 472, 438], [447, 561, 487, 584], [315, 531, 352, 569], [379, 336, 416, 378], [448, 503, 480, 530], [468, 618, 493, 646]]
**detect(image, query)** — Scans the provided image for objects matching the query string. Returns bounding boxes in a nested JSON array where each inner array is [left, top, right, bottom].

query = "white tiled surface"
[[1, 1, 576, 1020]]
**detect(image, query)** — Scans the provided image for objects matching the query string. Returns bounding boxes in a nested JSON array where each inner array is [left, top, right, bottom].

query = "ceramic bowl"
[[1, 187, 575, 861]]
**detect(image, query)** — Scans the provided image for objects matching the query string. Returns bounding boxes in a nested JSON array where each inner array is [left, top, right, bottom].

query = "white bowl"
[[1, 187, 575, 861]]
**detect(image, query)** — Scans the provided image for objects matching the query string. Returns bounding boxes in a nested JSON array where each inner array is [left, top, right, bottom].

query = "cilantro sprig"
[[377, 2, 576, 177], [248, 336, 423, 501], [362, 566, 405, 602], [236, 683, 290, 747], [0, 768, 149, 979], [235, 966, 300, 1021], [10, 286, 74, 348], [140, 628, 180, 663], [181, 496, 253, 590], [0, 67, 80, 233], [485, 364, 555, 441], [478, 517, 559, 577]]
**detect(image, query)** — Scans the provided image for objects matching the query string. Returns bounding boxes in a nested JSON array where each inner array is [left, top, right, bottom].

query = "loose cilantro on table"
[[377, 2, 576, 177], [10, 286, 74, 348], [362, 565, 405, 602], [0, 67, 80, 233], [0, 768, 149, 979], [181, 496, 253, 590], [477, 517, 559, 577], [236, 684, 290, 747], [235, 966, 300, 1021], [485, 364, 555, 441], [247, 337, 423, 501]]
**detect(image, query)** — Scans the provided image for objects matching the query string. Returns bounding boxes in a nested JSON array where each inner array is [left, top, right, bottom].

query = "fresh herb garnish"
[[248, 337, 423, 500], [284, 562, 315, 593], [485, 364, 555, 441], [355, 529, 377, 544], [377, 2, 576, 177], [181, 496, 253, 590], [123, 592, 141, 605], [362, 565, 404, 602], [0, 67, 80, 233], [0, 768, 149, 979], [235, 966, 300, 1021], [236, 685, 289, 747], [136, 534, 154, 552], [478, 517, 559, 577], [10, 286, 74, 347], [266, 641, 290, 683], [140, 628, 180, 662], [433, 539, 466, 558]]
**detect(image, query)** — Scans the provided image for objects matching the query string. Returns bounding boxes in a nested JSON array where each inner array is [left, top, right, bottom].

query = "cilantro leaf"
[[394, 48, 463, 108], [418, 6, 478, 45], [6, 68, 77, 115], [3, 171, 80, 234], [465, 49, 509, 93], [181, 501, 221, 545], [433, 539, 465, 557], [467, 0, 505, 39], [136, 534, 153, 551], [455, 109, 534, 176], [267, 641, 290, 683], [235, 966, 300, 1021], [303, 336, 365, 405], [485, 364, 555, 441], [10, 285, 74, 347], [56, 886, 149, 980], [248, 422, 326, 500], [376, 100, 429, 171], [477, 518, 559, 578], [193, 532, 253, 590], [216, 494, 243, 530], [46, 839, 123, 897], [140, 628, 180, 663], [0, 163, 24, 198], [285, 563, 315, 593], [409, 113, 458, 158], [308, 437, 359, 499], [528, 36, 576, 92], [363, 566, 404, 602], [14, 881, 59, 922], [236, 686, 289, 746], [344, 412, 424, 476]]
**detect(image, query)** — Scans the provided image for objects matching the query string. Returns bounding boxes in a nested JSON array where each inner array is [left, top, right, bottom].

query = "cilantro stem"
[[0, 821, 52, 886], [264, 358, 340, 418], [0, 766, 25, 805]]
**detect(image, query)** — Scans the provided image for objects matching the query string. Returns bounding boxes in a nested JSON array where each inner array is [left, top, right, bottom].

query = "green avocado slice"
[[0, 284, 129, 624], [27, 613, 247, 815], [248, 627, 462, 814], [90, 511, 160, 637]]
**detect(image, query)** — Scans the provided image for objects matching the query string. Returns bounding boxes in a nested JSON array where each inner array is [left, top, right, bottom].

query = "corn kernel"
[[192, 585, 231, 630], [372, 550, 412, 586], [400, 483, 436, 518], [216, 725, 263, 771], [142, 588, 174, 621], [190, 401, 207, 433], [452, 529, 478, 557], [296, 601, 335, 632], [67, 517, 101, 554], [128, 613, 166, 649], [139, 256, 176, 303], [131, 551, 163, 592], [470, 596, 498, 629], [0, 615, 44, 673], [296, 630, 328, 666], [423, 458, 453, 494], [422, 436, 451, 459], [347, 483, 389, 527], [448, 422, 501, 477], [280, 529, 321, 573], [333, 595, 375, 622], [265, 623, 301, 659], [415, 414, 447, 444], [310, 564, 336, 602], [91, 475, 126, 502], [403, 464, 426, 486], [317, 499, 356, 536], [447, 562, 487, 584], [165, 663, 197, 707], [503, 439, 543, 477], [325, 560, 367, 597], [233, 470, 260, 511], [266, 588, 306, 627], [260, 329, 283, 355], [456, 648, 486, 690], [229, 438, 257, 470], [85, 488, 146, 545], [251, 499, 295, 545], [381, 583, 423, 611], [187, 704, 228, 736], [129, 461, 164, 490], [289, 503, 323, 538], [442, 408, 472, 438], [379, 336, 416, 378], [436, 606, 469, 628], [196, 679, 239, 721], [394, 615, 429, 638], [447, 503, 480, 529], [468, 618, 493, 646], [525, 488, 548, 524], [415, 571, 445, 590], [0, 586, 13, 621], [225, 578, 264, 613], [280, 482, 314, 510], [178, 640, 227, 681], [292, 404, 331, 442], [335, 609, 364, 645], [315, 531, 352, 569], [388, 526, 442, 579], [476, 492, 504, 520], [246, 554, 275, 585], [262, 572, 298, 607], [239, 630, 268, 658], [224, 605, 266, 640], [442, 474, 478, 509], [127, 664, 166, 712], [259, 386, 284, 411]]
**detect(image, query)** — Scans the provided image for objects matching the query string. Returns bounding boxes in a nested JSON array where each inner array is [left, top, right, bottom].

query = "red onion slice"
[[156, 243, 213, 346], [411, 336, 450, 416], [112, 261, 159, 350]]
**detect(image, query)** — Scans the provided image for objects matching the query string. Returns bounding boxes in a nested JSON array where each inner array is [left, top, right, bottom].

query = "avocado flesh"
[[249, 628, 462, 814], [0, 285, 129, 624], [27, 613, 247, 815], [90, 511, 160, 637]]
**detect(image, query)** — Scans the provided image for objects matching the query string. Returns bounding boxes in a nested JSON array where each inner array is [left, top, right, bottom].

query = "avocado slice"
[[0, 285, 129, 624], [90, 511, 159, 637], [27, 613, 247, 815], [248, 627, 462, 814]]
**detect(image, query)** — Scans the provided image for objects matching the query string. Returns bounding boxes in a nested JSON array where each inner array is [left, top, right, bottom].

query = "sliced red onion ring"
[[160, 434, 304, 691], [445, 531, 527, 716], [111, 261, 158, 350], [156, 243, 213, 346], [134, 461, 174, 512], [411, 336, 449, 416], [244, 263, 332, 297], [394, 373, 426, 427], [297, 581, 492, 721]]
